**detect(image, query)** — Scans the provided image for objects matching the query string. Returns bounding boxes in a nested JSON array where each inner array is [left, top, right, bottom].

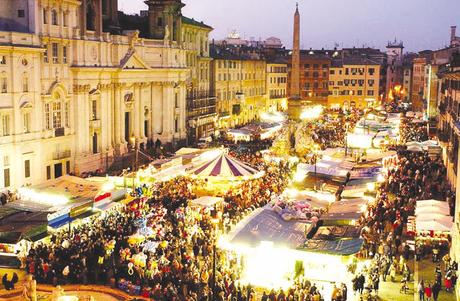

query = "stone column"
[[95, 0, 103, 38], [133, 83, 140, 141], [113, 84, 121, 145], [80, 0, 87, 38], [119, 86, 126, 145], [153, 83, 163, 135]]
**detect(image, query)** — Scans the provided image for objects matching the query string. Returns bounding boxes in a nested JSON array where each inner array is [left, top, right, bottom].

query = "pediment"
[[120, 50, 150, 70]]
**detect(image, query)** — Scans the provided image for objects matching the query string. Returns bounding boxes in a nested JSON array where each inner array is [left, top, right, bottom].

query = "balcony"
[[186, 91, 216, 101], [53, 150, 71, 160], [90, 119, 101, 128], [188, 106, 217, 120]]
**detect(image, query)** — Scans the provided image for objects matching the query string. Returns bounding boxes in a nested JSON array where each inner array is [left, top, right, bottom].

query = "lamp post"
[[130, 135, 138, 192], [312, 144, 320, 191], [345, 122, 349, 157]]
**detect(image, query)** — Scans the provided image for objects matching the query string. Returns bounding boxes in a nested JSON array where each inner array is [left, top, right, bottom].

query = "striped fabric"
[[191, 152, 260, 178]]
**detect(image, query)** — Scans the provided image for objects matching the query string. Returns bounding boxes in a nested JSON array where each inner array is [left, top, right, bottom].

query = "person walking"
[[424, 282, 432, 301], [418, 280, 425, 301], [432, 282, 441, 301]]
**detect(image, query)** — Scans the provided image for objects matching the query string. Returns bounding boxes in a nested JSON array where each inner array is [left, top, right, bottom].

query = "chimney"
[[451, 26, 457, 44]]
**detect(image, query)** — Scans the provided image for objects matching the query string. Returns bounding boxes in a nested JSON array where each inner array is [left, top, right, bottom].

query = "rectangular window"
[[65, 102, 69, 127], [52, 43, 58, 64], [174, 118, 178, 133], [23, 112, 30, 133], [367, 90, 375, 96], [329, 70, 335, 75], [51, 10, 58, 25], [66, 161, 70, 174], [63, 46, 67, 63], [23, 76, 28, 92], [369, 68, 375, 76], [18, 10, 25, 18], [357, 90, 363, 96], [1, 77, 7, 93], [46, 165, 51, 180], [24, 160, 30, 178], [0, 56, 5, 65], [3, 168, 10, 187], [313, 64, 319, 69], [92, 100, 97, 120], [43, 45, 48, 63], [52, 102, 61, 128], [43, 9, 48, 24], [45, 103, 51, 130], [1, 115, 10, 136]]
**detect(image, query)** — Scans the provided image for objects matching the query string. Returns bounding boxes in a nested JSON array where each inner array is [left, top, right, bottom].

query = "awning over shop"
[[302, 225, 363, 256], [190, 196, 224, 208], [228, 206, 312, 249]]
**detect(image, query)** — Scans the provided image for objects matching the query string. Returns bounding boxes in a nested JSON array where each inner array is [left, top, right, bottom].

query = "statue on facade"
[[129, 30, 140, 50], [164, 25, 170, 45], [22, 275, 37, 301]]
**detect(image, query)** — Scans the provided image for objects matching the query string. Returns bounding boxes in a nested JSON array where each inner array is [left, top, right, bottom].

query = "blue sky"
[[119, 0, 460, 52]]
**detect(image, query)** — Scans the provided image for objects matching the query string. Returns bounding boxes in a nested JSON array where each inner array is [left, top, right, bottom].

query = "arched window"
[[22, 72, 29, 92], [51, 10, 58, 25], [43, 8, 48, 24]]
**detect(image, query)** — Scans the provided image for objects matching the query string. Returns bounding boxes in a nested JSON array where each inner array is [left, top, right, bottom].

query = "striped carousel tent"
[[189, 151, 263, 180]]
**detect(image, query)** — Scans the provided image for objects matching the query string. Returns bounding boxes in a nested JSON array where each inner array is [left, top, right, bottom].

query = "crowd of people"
[[24, 147, 291, 300], [18, 108, 459, 301], [400, 117, 429, 143]]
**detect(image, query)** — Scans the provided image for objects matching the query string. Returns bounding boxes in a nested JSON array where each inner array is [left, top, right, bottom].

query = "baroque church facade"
[[0, 0, 195, 189]]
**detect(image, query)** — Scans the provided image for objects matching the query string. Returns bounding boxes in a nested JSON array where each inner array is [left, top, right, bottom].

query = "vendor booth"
[[13, 175, 125, 232], [221, 205, 361, 299], [321, 198, 368, 226]]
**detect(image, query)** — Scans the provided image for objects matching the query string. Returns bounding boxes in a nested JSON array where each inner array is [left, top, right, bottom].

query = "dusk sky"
[[119, 0, 459, 52]]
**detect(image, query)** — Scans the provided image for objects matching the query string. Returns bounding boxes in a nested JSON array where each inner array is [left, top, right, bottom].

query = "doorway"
[[54, 163, 63, 178]]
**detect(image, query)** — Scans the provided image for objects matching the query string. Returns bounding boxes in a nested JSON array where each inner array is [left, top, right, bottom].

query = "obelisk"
[[288, 3, 302, 120]]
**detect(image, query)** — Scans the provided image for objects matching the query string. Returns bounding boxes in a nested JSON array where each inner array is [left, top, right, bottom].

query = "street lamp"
[[345, 122, 350, 157], [121, 168, 130, 190], [312, 144, 321, 190]]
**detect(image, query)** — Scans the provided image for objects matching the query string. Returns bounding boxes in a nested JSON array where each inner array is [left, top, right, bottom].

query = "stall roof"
[[322, 198, 367, 222], [0, 211, 48, 244], [191, 196, 223, 208], [302, 238, 363, 256], [302, 225, 363, 255], [13, 175, 104, 213], [229, 206, 311, 249]]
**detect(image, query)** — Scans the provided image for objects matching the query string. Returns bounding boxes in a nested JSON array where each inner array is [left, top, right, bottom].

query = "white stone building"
[[0, 0, 189, 190]]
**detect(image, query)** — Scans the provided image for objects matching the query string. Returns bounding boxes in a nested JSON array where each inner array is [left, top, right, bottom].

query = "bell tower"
[[144, 0, 184, 42]]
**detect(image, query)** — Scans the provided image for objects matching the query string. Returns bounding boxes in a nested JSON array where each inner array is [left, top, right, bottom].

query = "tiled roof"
[[182, 16, 213, 30]]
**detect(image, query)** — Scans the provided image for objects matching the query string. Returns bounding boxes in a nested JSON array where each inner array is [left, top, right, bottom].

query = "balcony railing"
[[188, 107, 217, 119], [186, 91, 216, 101], [53, 150, 71, 160], [187, 98, 217, 110]]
